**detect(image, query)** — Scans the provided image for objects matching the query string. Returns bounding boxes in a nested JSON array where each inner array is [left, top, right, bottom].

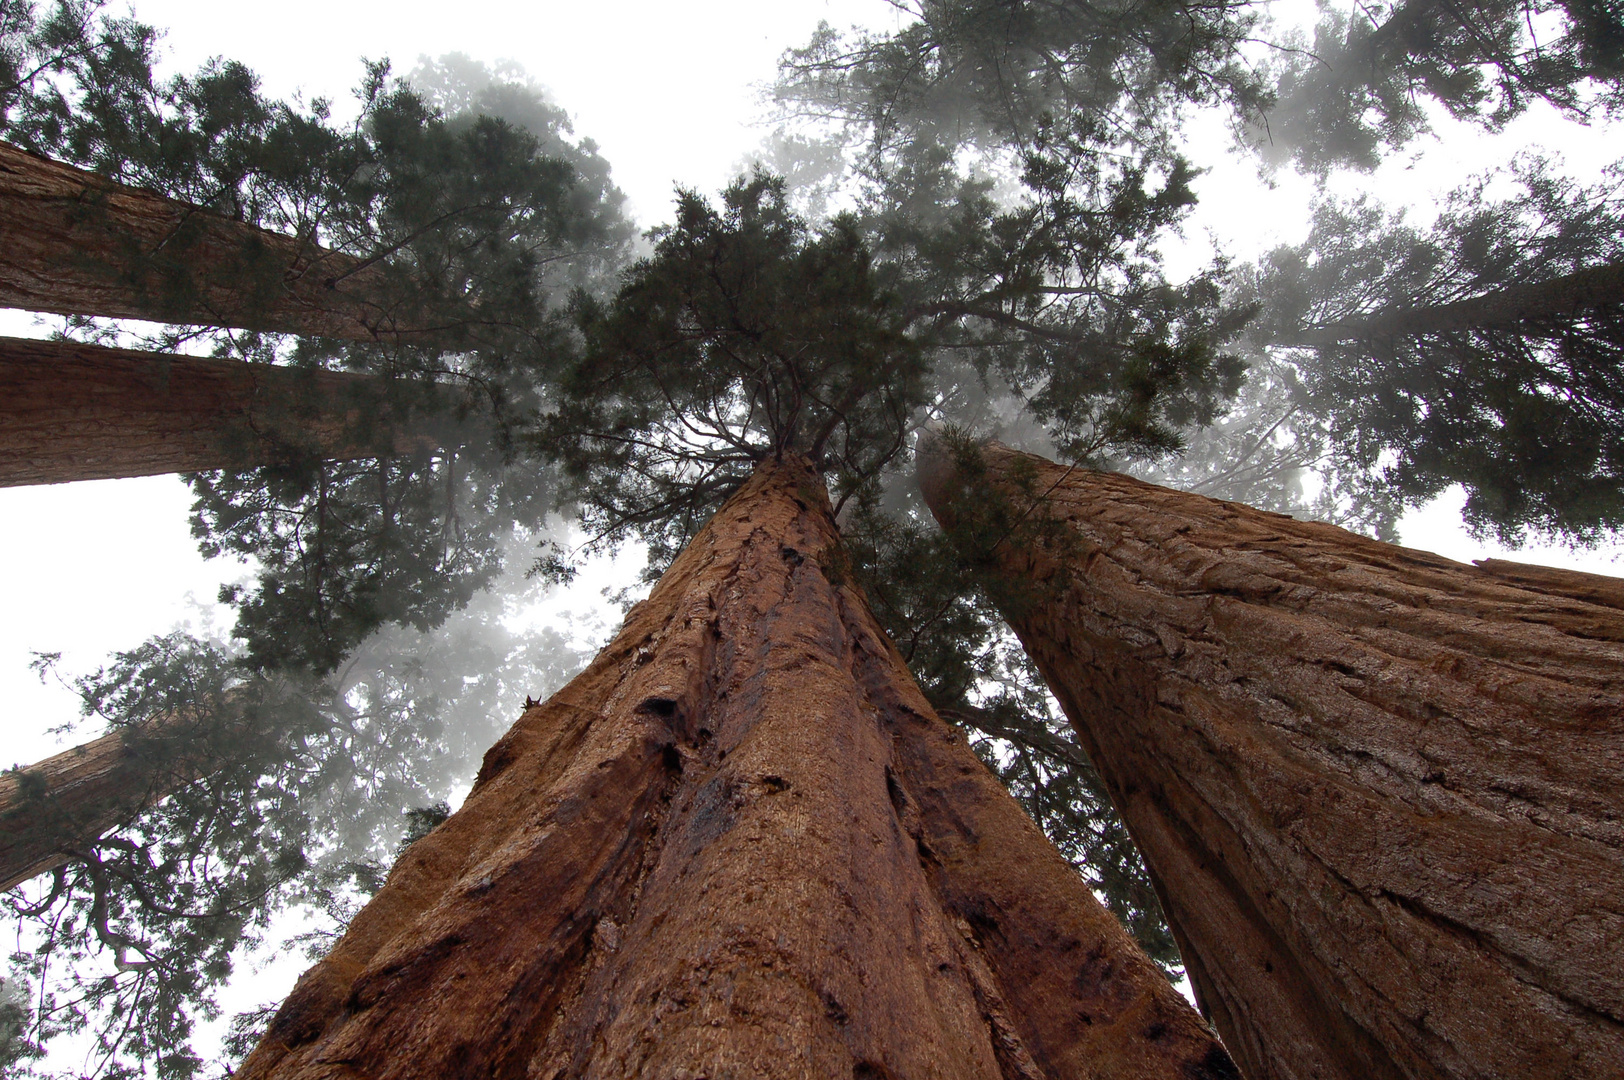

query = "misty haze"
[[0, 0, 1621, 1077]]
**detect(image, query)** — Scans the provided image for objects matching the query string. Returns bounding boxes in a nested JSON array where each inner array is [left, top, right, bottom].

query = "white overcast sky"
[[3, 0, 1623, 1068], [2, 0, 1622, 773], [0, 0, 901, 766]]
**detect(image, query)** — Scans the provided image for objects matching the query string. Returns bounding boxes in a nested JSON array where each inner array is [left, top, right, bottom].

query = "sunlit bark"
[[237, 453, 1235, 1080], [919, 438, 1624, 1080]]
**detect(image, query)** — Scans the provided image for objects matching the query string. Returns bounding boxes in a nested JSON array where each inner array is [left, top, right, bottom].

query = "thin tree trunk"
[[0, 140, 407, 339], [1288, 260, 1624, 345], [918, 438, 1624, 1080], [236, 453, 1235, 1080], [0, 335, 446, 486]]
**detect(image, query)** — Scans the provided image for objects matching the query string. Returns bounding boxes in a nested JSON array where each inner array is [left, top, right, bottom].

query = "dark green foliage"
[[308, 67, 629, 364], [172, 66, 629, 671], [407, 53, 630, 303], [191, 445, 550, 675], [164, 62, 629, 674], [778, 2, 1259, 462], [839, 493, 1002, 703], [1254, 157, 1624, 543], [544, 173, 928, 564], [9, 603, 587, 1079], [778, 0, 1622, 179], [543, 147, 1249, 551], [863, 129, 1251, 464], [1253, 0, 1624, 173], [774, 1, 1260, 473], [1, 0, 164, 176], [2, 2, 631, 673], [770, 0, 1624, 550], [775, 0, 1266, 158]]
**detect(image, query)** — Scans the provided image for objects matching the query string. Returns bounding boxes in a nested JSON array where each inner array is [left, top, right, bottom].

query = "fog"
[[3, 0, 1622, 1072]]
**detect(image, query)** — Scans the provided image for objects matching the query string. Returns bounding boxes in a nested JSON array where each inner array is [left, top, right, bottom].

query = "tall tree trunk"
[[917, 438, 1624, 1080], [0, 336, 446, 486], [236, 453, 1235, 1080], [0, 719, 211, 892], [1287, 260, 1624, 345], [0, 141, 406, 339]]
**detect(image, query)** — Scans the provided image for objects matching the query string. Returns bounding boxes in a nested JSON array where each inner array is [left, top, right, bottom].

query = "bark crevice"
[[920, 438, 1624, 1080], [238, 454, 1231, 1080]]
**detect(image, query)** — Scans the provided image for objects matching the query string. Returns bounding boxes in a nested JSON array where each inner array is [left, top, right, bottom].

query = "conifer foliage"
[[3, 0, 1624, 1075], [0, 3, 629, 1073], [1253, 158, 1624, 542], [546, 174, 927, 560]]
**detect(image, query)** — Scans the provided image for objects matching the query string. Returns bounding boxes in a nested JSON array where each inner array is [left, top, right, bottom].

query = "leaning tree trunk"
[[0, 140, 409, 339], [0, 718, 215, 891], [0, 336, 448, 486], [1288, 260, 1624, 345], [918, 439, 1624, 1080], [236, 453, 1235, 1080]]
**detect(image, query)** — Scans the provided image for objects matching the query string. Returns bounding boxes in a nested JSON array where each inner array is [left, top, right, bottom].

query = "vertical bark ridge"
[[0, 336, 442, 486], [237, 453, 1232, 1080], [918, 439, 1624, 1080]]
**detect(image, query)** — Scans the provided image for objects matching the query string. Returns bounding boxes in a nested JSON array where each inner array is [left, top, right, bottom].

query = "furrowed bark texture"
[[236, 454, 1235, 1080], [0, 141, 404, 339], [918, 440, 1624, 1080], [0, 722, 199, 891], [0, 336, 441, 486]]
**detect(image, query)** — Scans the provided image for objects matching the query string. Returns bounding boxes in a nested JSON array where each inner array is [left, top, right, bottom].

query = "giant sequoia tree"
[[237, 453, 1234, 1080], [9, 0, 1624, 1075], [919, 437, 1624, 1080]]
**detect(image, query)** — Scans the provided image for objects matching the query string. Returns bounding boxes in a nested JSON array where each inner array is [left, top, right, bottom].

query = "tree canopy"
[[1252, 156, 1624, 542], [4, 0, 1624, 1073]]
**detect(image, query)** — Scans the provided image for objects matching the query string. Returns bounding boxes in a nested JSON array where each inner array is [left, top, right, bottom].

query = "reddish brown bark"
[[0, 335, 446, 486], [918, 439, 1624, 1080], [236, 454, 1234, 1080], [0, 141, 408, 339]]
